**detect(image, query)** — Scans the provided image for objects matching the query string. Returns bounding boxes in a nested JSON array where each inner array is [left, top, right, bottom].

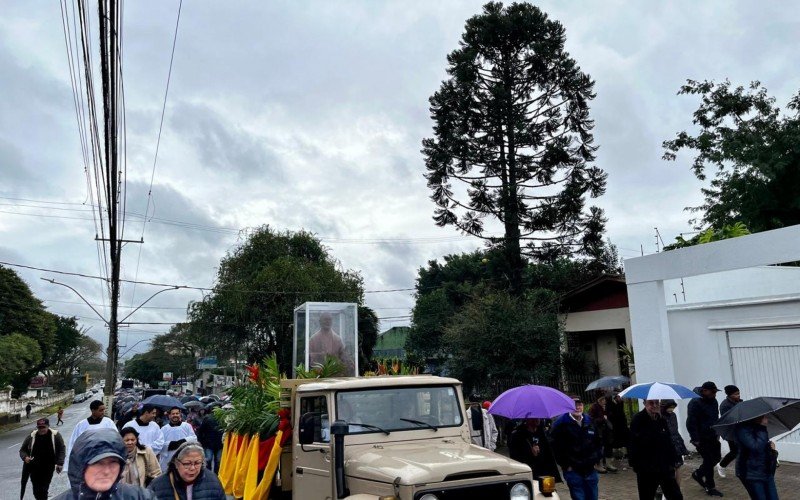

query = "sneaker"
[[706, 488, 724, 497], [691, 470, 706, 489], [593, 464, 607, 473], [605, 463, 618, 473], [716, 464, 727, 478]]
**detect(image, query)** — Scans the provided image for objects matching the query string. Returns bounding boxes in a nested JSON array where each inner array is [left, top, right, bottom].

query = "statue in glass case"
[[309, 312, 353, 371]]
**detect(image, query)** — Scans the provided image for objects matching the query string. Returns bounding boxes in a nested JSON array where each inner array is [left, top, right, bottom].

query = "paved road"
[[0, 398, 92, 499]]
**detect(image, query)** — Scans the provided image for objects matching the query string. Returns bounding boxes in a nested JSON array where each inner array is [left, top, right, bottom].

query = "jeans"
[[563, 470, 599, 500], [741, 477, 779, 500], [204, 448, 222, 474]]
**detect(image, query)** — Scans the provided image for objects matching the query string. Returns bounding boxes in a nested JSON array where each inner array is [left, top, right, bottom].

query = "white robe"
[[121, 419, 165, 456], [159, 421, 197, 471], [64, 416, 116, 472], [467, 407, 499, 451]]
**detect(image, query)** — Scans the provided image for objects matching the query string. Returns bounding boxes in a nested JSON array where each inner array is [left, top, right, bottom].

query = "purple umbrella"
[[487, 385, 576, 419]]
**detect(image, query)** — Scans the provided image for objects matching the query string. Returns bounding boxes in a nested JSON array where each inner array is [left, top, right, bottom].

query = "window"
[[336, 385, 463, 434], [299, 395, 329, 443]]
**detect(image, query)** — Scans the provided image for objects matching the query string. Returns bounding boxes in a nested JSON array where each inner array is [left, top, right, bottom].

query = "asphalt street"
[[0, 398, 92, 500]]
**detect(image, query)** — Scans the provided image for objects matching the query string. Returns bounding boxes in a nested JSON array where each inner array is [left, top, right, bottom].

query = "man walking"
[[687, 381, 723, 497], [64, 400, 116, 472], [122, 404, 165, 456], [466, 399, 498, 451], [159, 407, 197, 471], [19, 418, 66, 500], [630, 400, 683, 500], [716, 385, 742, 478], [551, 398, 601, 500], [56, 406, 64, 426], [25, 402, 32, 419]]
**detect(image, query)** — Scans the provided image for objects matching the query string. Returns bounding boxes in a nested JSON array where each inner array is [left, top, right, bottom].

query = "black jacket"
[[719, 397, 741, 418], [53, 428, 154, 499], [606, 397, 630, 448], [735, 423, 778, 481], [196, 414, 224, 452], [20, 429, 66, 467], [686, 391, 719, 442], [550, 413, 601, 476], [508, 423, 562, 482], [629, 410, 681, 475], [148, 468, 225, 500]]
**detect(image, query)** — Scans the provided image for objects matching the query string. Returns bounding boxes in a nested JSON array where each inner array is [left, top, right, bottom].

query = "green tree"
[[188, 226, 377, 374], [0, 333, 42, 387], [423, 2, 607, 295], [444, 289, 560, 394], [663, 80, 800, 232], [0, 265, 56, 359], [124, 352, 163, 388], [42, 317, 102, 390]]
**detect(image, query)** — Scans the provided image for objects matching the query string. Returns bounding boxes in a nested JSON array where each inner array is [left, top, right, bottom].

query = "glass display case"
[[293, 302, 358, 377]]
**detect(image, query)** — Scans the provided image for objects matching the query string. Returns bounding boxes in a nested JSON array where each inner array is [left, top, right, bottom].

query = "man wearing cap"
[[716, 385, 743, 478], [466, 397, 498, 451], [19, 418, 66, 500], [686, 381, 723, 497]]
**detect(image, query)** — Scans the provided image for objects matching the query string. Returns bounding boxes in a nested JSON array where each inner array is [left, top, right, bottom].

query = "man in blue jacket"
[[686, 381, 723, 497], [551, 397, 601, 500]]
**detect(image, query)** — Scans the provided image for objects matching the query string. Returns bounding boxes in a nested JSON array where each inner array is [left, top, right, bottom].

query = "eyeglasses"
[[177, 461, 204, 469]]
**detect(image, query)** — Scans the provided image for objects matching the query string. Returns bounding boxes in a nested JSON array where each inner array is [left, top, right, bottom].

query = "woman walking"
[[735, 415, 779, 500], [119, 427, 161, 488], [148, 442, 225, 499], [661, 400, 689, 485]]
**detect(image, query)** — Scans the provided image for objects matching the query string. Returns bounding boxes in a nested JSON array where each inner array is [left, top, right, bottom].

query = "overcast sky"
[[2, 1, 798, 357]]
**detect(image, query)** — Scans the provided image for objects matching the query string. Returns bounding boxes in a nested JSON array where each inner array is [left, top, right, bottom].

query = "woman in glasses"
[[147, 443, 225, 499]]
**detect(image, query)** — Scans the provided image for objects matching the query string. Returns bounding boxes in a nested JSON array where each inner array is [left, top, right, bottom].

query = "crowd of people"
[[19, 398, 226, 500], [470, 382, 780, 500]]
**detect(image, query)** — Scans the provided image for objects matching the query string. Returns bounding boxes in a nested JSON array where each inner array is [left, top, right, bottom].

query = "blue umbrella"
[[618, 382, 699, 400], [586, 375, 630, 391], [140, 394, 185, 411]]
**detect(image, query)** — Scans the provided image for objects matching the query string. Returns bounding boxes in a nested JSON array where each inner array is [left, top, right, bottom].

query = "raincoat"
[[53, 428, 154, 499]]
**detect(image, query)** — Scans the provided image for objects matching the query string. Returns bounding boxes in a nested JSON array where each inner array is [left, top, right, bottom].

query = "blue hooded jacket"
[[53, 428, 154, 499]]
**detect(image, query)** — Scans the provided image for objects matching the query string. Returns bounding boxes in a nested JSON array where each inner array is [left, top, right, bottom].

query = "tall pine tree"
[[423, 2, 607, 295]]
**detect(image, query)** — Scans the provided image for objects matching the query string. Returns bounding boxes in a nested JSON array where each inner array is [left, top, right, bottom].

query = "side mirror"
[[299, 412, 317, 445]]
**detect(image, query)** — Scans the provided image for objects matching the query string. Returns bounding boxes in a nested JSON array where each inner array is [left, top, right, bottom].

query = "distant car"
[[73, 394, 84, 403], [84, 392, 93, 401]]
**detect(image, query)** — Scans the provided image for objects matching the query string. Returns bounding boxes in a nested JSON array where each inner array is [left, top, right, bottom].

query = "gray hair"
[[172, 442, 205, 464]]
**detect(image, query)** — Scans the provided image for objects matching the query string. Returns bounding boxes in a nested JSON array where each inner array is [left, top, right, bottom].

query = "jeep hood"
[[345, 439, 530, 485]]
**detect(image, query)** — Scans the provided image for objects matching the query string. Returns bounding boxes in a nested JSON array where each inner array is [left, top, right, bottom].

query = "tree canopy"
[[423, 1, 607, 294], [187, 226, 377, 374], [663, 80, 800, 232]]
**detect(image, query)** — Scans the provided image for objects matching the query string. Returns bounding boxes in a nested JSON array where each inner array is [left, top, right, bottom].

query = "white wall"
[[664, 266, 800, 306]]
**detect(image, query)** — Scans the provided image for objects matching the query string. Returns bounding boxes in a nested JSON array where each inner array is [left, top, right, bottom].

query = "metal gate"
[[729, 328, 800, 462]]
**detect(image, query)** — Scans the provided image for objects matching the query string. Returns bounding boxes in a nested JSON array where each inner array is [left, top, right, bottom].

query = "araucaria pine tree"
[[423, 2, 607, 295]]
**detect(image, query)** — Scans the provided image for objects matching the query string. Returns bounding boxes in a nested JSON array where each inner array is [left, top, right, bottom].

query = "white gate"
[[729, 328, 800, 462]]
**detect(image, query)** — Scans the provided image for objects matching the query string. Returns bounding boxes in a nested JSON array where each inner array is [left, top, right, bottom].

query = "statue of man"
[[308, 312, 352, 373]]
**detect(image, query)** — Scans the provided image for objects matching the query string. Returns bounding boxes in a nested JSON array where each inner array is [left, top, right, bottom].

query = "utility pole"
[[98, 0, 121, 403]]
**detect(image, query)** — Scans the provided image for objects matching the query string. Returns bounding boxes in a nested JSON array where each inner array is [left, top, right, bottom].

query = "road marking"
[[8, 442, 21, 449]]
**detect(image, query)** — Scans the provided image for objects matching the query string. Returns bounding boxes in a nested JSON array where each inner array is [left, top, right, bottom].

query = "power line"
[[129, 0, 183, 312]]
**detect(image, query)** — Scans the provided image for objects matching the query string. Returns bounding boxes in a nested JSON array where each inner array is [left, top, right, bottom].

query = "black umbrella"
[[140, 394, 186, 411], [713, 397, 800, 441], [184, 400, 204, 409], [586, 375, 630, 391], [180, 396, 199, 403]]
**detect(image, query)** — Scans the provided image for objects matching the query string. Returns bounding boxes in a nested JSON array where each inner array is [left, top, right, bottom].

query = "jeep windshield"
[[336, 385, 463, 434]]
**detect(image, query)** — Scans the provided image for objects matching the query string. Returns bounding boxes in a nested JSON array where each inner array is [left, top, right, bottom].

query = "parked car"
[[73, 394, 84, 403]]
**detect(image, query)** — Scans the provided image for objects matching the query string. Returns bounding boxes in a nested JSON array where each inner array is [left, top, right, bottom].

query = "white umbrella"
[[618, 382, 699, 400]]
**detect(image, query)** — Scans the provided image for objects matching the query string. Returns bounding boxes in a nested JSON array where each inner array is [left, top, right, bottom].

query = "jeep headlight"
[[419, 495, 439, 500], [510, 482, 530, 500]]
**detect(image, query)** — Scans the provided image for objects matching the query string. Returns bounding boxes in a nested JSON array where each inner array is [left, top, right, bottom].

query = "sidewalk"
[[558, 455, 799, 499]]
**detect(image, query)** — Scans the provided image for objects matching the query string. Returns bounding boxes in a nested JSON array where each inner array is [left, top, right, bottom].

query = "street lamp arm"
[[41, 278, 109, 325], [119, 286, 180, 323]]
